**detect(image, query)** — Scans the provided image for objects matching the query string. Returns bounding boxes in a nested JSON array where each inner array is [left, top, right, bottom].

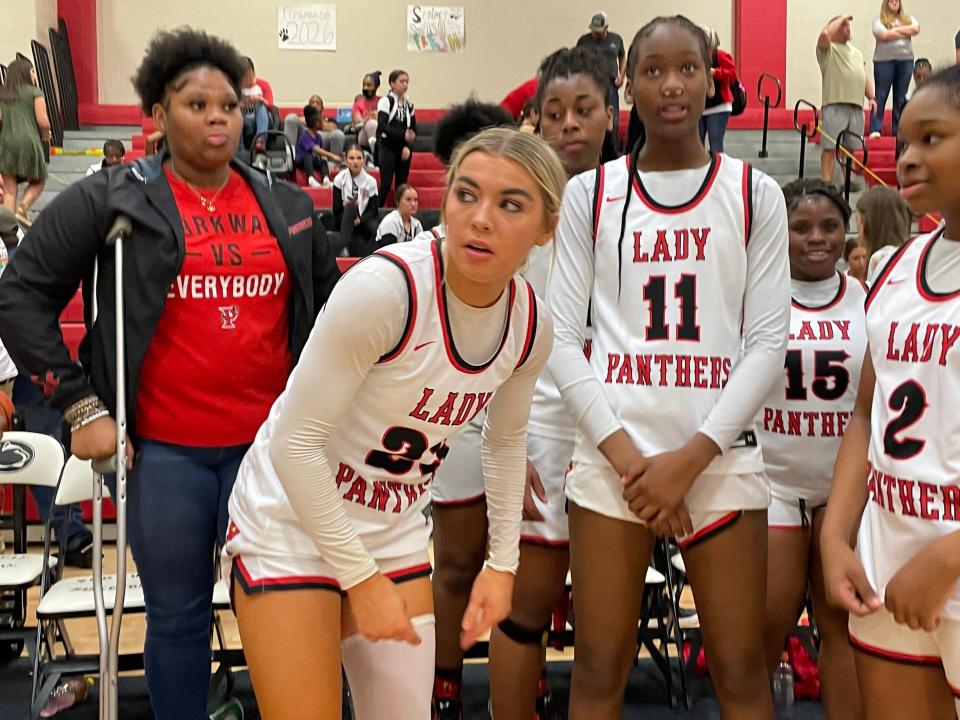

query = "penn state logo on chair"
[[0, 439, 35, 471]]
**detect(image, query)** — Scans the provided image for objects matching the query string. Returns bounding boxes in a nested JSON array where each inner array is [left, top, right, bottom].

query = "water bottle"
[[772, 650, 795, 719]]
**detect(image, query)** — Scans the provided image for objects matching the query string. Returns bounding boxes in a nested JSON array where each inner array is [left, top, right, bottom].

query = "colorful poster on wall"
[[278, 4, 337, 51], [407, 5, 465, 52]]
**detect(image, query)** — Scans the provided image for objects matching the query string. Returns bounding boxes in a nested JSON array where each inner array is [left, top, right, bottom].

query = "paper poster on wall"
[[407, 6, 464, 52], [278, 4, 336, 51]]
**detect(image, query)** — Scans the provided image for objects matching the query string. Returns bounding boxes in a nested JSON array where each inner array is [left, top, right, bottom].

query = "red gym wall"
[[60, 0, 792, 128]]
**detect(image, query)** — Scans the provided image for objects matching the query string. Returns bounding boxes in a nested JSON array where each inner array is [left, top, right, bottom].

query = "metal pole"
[[759, 96, 770, 159], [844, 155, 853, 205], [798, 123, 807, 179]]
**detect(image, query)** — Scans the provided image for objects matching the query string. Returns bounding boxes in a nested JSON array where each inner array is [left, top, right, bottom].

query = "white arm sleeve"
[[481, 305, 553, 573], [268, 258, 408, 590], [546, 173, 623, 448], [698, 173, 791, 450]]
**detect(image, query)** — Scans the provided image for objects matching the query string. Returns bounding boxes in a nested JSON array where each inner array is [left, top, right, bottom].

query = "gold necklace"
[[170, 162, 230, 213]]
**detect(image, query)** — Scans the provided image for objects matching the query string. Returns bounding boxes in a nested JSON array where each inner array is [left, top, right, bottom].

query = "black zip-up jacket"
[[0, 153, 340, 436]]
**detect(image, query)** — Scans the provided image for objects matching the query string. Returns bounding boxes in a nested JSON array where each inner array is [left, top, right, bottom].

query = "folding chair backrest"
[[0, 431, 65, 488], [54, 455, 108, 507]]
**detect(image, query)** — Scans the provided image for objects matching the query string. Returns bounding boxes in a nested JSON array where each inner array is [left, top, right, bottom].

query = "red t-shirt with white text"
[[136, 168, 292, 446]]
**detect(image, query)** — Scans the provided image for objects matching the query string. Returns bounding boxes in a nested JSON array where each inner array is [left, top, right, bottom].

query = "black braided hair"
[[782, 178, 851, 227], [612, 16, 711, 297]]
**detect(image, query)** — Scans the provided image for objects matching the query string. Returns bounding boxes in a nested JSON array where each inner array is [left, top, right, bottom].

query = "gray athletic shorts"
[[821, 103, 865, 150]]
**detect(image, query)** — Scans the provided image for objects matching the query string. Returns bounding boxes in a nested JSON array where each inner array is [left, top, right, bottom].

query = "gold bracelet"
[[64, 395, 107, 426]]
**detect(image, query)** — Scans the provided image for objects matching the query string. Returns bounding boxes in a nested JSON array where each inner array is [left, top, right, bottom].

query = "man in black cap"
[[576, 11, 626, 147]]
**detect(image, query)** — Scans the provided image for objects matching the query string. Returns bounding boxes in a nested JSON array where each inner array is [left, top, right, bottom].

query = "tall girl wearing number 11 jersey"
[[546, 15, 790, 718], [822, 65, 960, 720]]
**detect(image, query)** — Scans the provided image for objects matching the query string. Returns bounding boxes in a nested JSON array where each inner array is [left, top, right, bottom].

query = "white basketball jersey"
[[230, 238, 540, 559], [859, 228, 960, 620], [578, 152, 763, 475], [759, 273, 867, 503]]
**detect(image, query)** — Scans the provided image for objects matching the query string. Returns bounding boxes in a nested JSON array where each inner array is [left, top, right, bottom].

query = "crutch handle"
[[105, 216, 132, 247], [92, 456, 117, 474]]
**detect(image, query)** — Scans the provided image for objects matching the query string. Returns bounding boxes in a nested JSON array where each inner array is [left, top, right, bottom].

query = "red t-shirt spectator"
[[256, 77, 274, 107], [136, 168, 292, 446], [352, 94, 380, 121], [500, 78, 539, 120]]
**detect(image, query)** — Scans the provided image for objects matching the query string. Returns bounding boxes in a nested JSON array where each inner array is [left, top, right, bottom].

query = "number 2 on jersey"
[[643, 274, 699, 341], [883, 380, 927, 459]]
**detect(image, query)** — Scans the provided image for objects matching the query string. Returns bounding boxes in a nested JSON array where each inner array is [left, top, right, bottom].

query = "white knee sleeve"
[[341, 614, 436, 720]]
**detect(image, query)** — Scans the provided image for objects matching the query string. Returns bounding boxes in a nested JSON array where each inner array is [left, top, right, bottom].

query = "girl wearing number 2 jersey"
[[822, 65, 960, 720], [546, 15, 789, 719], [759, 179, 865, 720], [224, 128, 561, 720]]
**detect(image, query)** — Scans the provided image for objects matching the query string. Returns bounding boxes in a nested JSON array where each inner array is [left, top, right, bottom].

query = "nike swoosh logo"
[[605, 195, 625, 203], [414, 341, 436, 351], [888, 278, 907, 285]]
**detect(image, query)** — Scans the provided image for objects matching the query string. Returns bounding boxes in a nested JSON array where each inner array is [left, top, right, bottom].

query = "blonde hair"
[[879, 0, 907, 29], [444, 127, 567, 225]]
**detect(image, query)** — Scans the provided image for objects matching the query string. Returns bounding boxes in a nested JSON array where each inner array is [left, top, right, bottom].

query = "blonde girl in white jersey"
[[822, 64, 960, 720], [223, 128, 564, 720], [547, 15, 790, 718], [759, 179, 865, 720]]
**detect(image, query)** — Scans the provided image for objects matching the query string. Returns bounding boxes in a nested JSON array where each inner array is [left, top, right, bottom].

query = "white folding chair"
[[0, 432, 65, 666], [30, 455, 145, 718]]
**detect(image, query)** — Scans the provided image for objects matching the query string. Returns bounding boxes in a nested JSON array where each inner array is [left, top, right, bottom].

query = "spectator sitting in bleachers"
[[333, 144, 379, 256], [86, 139, 125, 176], [352, 71, 381, 156], [518, 98, 538, 134], [307, 95, 346, 165], [844, 237, 868, 282], [375, 184, 422, 247], [295, 104, 333, 188], [906, 57, 931, 100], [239, 56, 269, 150]]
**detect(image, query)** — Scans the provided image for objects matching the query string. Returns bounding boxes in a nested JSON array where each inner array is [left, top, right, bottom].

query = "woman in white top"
[[375, 184, 422, 247], [870, 0, 920, 138], [223, 127, 563, 720]]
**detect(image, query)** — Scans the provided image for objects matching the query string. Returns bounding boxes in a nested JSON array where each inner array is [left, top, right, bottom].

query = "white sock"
[[341, 614, 435, 720]]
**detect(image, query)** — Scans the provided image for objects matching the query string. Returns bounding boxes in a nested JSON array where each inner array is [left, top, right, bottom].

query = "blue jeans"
[[108, 440, 248, 720], [871, 59, 913, 135], [700, 112, 730, 153], [241, 103, 270, 149]]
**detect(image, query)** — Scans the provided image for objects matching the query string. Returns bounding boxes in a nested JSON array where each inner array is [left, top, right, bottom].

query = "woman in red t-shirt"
[[701, 27, 738, 154], [352, 71, 382, 154], [0, 28, 338, 720]]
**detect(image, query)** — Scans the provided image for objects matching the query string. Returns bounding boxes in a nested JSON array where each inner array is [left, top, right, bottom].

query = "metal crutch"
[[91, 215, 132, 720]]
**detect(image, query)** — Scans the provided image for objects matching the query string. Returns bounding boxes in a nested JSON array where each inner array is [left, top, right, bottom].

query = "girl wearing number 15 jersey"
[[546, 16, 790, 718], [223, 128, 562, 720]]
